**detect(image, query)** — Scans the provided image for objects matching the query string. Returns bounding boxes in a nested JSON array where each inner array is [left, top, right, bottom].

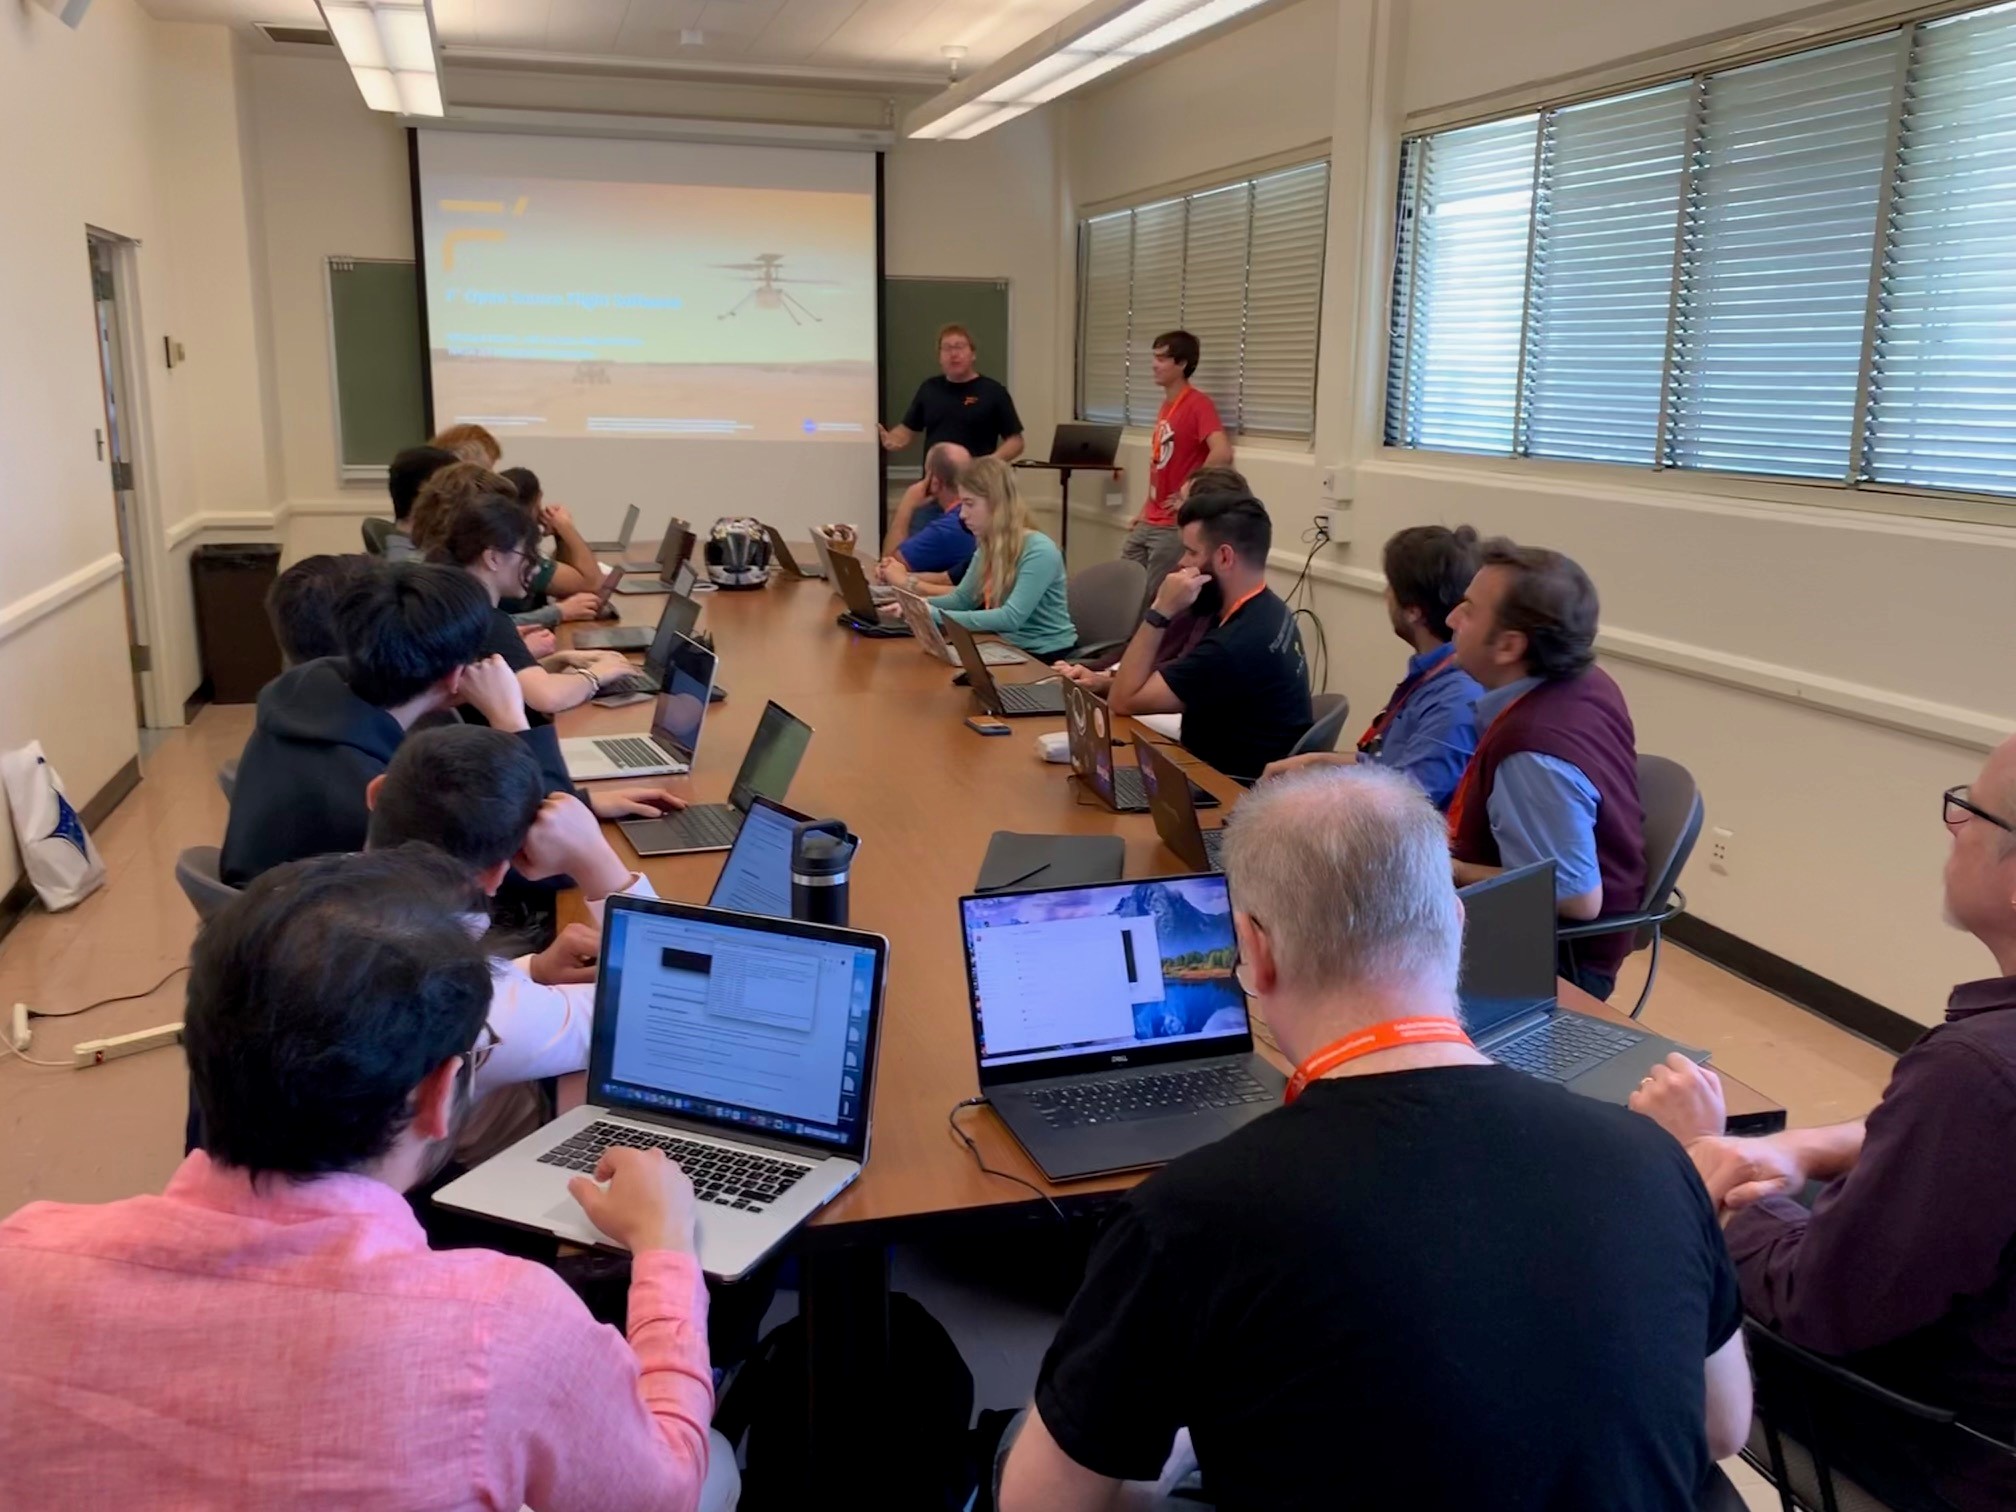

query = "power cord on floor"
[[948, 1098, 1066, 1221], [23, 963, 190, 1019], [5, 963, 193, 1070]]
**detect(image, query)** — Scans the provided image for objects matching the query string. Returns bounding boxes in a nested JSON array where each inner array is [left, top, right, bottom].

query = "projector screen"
[[413, 130, 880, 542]]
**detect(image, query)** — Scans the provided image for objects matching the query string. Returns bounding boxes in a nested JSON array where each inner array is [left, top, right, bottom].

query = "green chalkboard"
[[881, 277, 1012, 471], [328, 257, 427, 471]]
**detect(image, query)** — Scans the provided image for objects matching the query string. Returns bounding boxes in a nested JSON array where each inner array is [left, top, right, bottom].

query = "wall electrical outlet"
[[1708, 827, 1734, 876], [1313, 510, 1335, 538]]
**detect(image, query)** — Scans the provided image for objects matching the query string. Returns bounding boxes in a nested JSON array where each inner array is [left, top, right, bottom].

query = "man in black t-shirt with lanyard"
[[878, 323, 1023, 552], [997, 766, 1752, 1512]]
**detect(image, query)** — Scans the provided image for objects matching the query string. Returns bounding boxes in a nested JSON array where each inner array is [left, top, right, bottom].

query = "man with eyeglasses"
[[1632, 744, 2016, 1511]]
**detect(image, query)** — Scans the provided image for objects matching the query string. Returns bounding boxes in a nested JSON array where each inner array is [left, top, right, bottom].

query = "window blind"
[[1243, 162, 1330, 437], [1127, 198, 1188, 423], [1181, 181, 1252, 432], [1079, 213, 1132, 425]]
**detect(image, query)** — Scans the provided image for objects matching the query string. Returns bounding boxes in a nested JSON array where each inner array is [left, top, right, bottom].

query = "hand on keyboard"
[[565, 1145, 698, 1256]]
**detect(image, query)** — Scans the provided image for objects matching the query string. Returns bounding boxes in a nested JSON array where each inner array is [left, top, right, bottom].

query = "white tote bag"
[[1, 743, 107, 911]]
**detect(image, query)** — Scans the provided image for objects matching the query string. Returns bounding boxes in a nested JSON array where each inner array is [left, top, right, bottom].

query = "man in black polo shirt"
[[878, 323, 1023, 550], [1107, 491, 1311, 783], [997, 766, 1752, 1512]]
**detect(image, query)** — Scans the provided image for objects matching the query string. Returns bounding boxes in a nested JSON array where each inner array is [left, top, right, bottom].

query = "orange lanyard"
[[1358, 655, 1458, 755], [1218, 584, 1265, 626], [1283, 1018, 1476, 1103]]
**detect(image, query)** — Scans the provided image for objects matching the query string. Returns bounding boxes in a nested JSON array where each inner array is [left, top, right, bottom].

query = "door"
[[89, 234, 148, 728]]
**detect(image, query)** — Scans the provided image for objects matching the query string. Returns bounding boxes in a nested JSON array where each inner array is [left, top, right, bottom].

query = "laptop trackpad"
[[543, 1195, 611, 1246], [620, 818, 682, 850]]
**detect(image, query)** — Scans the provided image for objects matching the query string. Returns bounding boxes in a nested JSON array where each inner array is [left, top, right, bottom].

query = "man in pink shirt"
[[0, 847, 737, 1512], [1122, 330, 1233, 603]]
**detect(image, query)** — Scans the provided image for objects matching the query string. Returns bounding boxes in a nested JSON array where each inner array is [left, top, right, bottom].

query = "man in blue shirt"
[[1263, 524, 1483, 810], [876, 443, 977, 591]]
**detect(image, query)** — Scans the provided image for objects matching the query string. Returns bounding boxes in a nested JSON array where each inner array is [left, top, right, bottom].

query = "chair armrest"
[[1555, 888, 1687, 942], [1066, 638, 1127, 669]]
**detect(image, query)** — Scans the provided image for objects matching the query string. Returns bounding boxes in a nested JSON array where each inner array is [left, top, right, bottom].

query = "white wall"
[[1059, 0, 2006, 1020]]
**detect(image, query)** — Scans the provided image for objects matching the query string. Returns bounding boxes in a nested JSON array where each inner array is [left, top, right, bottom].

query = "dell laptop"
[[557, 635, 715, 781], [960, 873, 1285, 1181], [434, 893, 888, 1280], [706, 795, 815, 919], [944, 616, 1065, 716], [1062, 679, 1218, 814], [1460, 860, 1706, 1102], [1047, 422, 1123, 469], [573, 584, 700, 654], [764, 524, 824, 580], [892, 586, 1025, 668], [1136, 736, 1230, 871], [587, 503, 641, 556], [621, 700, 813, 857], [828, 547, 908, 637]]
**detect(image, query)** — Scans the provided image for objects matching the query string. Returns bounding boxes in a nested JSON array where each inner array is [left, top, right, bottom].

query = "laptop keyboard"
[[1109, 767, 1150, 810], [1200, 828, 1227, 868], [593, 736, 671, 769], [997, 682, 1060, 714], [1024, 1064, 1271, 1128], [652, 804, 743, 849], [539, 1120, 812, 1214], [594, 672, 655, 698], [1490, 1014, 1643, 1083]]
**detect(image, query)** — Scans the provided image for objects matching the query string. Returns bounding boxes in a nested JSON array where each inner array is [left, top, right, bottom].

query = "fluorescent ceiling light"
[[316, 0, 445, 118], [907, 0, 1272, 139]]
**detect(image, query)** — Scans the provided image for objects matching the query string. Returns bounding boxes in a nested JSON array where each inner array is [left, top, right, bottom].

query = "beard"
[[1190, 575, 1222, 619]]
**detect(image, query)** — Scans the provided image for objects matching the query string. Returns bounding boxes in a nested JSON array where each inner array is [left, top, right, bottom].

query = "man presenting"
[[997, 766, 1750, 1512], [1121, 330, 1232, 599], [879, 324, 1023, 551]]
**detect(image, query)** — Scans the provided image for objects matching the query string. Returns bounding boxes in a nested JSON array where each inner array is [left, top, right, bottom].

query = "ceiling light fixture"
[[907, 0, 1272, 140], [315, 0, 444, 117]]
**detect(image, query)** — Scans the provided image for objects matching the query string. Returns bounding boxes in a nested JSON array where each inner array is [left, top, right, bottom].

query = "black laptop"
[[615, 524, 696, 590], [943, 616, 1064, 716], [961, 872, 1285, 1181], [1459, 860, 1707, 1102], [574, 584, 699, 653], [1062, 679, 1218, 813], [1047, 422, 1123, 468], [620, 701, 813, 857], [763, 524, 824, 580], [1136, 736, 1230, 871]]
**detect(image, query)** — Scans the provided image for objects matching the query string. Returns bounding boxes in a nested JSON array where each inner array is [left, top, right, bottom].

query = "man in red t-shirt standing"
[[1122, 330, 1233, 601]]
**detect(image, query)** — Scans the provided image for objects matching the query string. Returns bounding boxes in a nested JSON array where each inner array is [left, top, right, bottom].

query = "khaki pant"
[[1121, 521, 1184, 608]]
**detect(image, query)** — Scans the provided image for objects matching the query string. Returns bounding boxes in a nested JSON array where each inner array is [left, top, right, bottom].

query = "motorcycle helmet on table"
[[704, 516, 772, 590]]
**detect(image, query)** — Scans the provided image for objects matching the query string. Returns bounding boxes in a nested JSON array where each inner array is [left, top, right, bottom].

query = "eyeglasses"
[[470, 1020, 502, 1076], [1944, 785, 2014, 834]]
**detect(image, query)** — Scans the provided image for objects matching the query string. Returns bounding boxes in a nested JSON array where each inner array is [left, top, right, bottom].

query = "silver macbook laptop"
[[587, 503, 641, 555], [892, 586, 1025, 667], [558, 634, 715, 781], [706, 795, 814, 919], [433, 894, 889, 1280]]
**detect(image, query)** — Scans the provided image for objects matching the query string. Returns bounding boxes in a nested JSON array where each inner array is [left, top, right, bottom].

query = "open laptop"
[[764, 524, 824, 580], [828, 547, 909, 637], [1048, 422, 1123, 468], [1136, 736, 1230, 871], [574, 585, 699, 654], [587, 503, 641, 555], [944, 617, 1065, 716], [1062, 679, 1218, 814], [615, 526, 696, 591], [433, 893, 888, 1281], [1459, 860, 1707, 1102], [807, 528, 845, 584], [621, 700, 813, 857], [557, 635, 714, 781], [961, 872, 1284, 1181], [706, 795, 815, 919], [892, 586, 1025, 667]]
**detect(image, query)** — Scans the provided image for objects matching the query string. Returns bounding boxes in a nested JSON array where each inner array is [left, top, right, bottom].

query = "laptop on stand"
[[828, 548, 909, 637], [1062, 680, 1218, 814], [892, 586, 1025, 667], [706, 795, 815, 919], [433, 893, 889, 1281], [621, 701, 814, 857], [587, 504, 642, 555], [1136, 737, 1230, 871], [1047, 422, 1123, 468], [960, 873, 1285, 1181], [557, 635, 715, 781], [1459, 860, 1707, 1102], [943, 617, 1065, 716]]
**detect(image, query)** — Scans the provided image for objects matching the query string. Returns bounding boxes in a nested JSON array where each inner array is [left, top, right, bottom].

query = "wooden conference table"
[[550, 565, 1785, 1468]]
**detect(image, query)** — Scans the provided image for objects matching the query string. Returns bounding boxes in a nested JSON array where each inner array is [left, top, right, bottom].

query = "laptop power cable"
[[948, 1097, 1066, 1222]]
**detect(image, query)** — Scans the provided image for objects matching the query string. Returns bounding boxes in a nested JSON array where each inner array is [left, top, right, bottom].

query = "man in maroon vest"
[[1444, 540, 1645, 1000]]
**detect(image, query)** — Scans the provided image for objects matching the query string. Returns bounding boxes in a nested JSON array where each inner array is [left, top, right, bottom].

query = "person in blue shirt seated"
[[1264, 524, 1484, 810], [917, 456, 1077, 660], [875, 443, 977, 593]]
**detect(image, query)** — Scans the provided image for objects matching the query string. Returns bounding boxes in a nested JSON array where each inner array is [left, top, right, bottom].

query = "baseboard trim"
[[0, 754, 143, 947], [1668, 914, 1925, 1055], [183, 680, 213, 724]]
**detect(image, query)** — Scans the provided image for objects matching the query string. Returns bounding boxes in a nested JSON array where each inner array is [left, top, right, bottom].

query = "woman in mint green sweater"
[[925, 456, 1078, 660]]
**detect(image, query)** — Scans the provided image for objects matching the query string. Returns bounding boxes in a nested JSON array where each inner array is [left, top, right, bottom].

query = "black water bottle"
[[791, 819, 859, 927]]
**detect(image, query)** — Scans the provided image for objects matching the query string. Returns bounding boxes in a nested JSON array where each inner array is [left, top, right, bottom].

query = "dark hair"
[[1478, 538, 1599, 680], [388, 446, 457, 522], [334, 561, 493, 707], [266, 554, 371, 665], [1176, 490, 1271, 567], [184, 846, 493, 1180], [411, 464, 538, 568], [367, 726, 547, 872], [499, 466, 542, 511], [1153, 329, 1201, 378], [1383, 525, 1482, 642], [1184, 465, 1249, 499]]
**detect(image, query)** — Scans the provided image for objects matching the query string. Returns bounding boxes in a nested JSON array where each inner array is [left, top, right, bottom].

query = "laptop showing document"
[[558, 635, 714, 781], [707, 795, 813, 919], [587, 503, 641, 555], [1459, 861, 1706, 1103], [621, 700, 813, 857], [434, 894, 889, 1280], [892, 586, 1025, 667], [961, 873, 1284, 1181]]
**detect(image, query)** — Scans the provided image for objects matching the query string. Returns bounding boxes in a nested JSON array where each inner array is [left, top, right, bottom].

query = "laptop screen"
[[707, 796, 805, 919], [961, 874, 1252, 1073], [594, 900, 881, 1153], [1457, 860, 1560, 1035], [728, 701, 813, 812], [649, 635, 715, 756], [644, 592, 702, 673]]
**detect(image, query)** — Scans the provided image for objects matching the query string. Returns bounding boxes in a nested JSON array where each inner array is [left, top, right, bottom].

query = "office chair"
[[1286, 692, 1352, 758], [216, 757, 238, 803], [1063, 558, 1147, 667], [1743, 1317, 2016, 1512], [174, 846, 241, 923], [360, 516, 397, 556]]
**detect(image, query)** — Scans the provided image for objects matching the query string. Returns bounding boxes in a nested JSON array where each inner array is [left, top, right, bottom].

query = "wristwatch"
[[1143, 607, 1172, 630]]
